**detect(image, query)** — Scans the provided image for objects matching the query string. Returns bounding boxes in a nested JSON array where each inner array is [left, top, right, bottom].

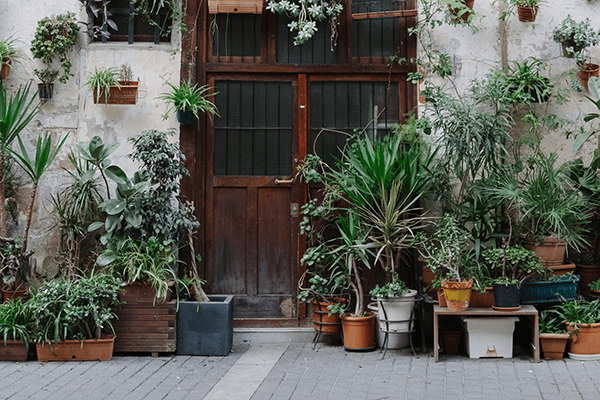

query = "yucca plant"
[[0, 82, 39, 237], [7, 132, 68, 255]]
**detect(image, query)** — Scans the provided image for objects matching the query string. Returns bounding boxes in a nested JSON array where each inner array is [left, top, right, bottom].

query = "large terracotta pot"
[[566, 322, 600, 358], [540, 333, 569, 360], [517, 5, 538, 22], [576, 265, 600, 298], [36, 335, 116, 362], [441, 280, 473, 312], [0, 340, 28, 362], [522, 236, 566, 266], [579, 63, 600, 89], [311, 298, 346, 335], [340, 312, 376, 351], [547, 262, 576, 276]]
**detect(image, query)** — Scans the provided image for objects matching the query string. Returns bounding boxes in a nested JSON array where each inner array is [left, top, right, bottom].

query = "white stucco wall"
[[420, 0, 600, 164], [0, 0, 181, 270]]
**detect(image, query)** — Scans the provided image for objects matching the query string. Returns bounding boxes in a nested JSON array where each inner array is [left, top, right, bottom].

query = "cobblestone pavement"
[[2, 342, 600, 400]]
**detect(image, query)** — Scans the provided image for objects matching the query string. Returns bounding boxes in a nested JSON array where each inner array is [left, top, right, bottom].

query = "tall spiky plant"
[[0, 82, 39, 237]]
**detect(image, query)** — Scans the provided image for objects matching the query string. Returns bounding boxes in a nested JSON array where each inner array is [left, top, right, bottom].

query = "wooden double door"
[[203, 74, 404, 325]]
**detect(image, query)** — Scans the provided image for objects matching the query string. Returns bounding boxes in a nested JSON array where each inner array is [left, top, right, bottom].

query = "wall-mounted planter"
[[579, 63, 600, 89], [517, 5, 538, 22], [0, 58, 11, 79], [177, 109, 198, 126], [208, 0, 264, 14], [177, 295, 234, 356], [38, 83, 53, 102], [93, 81, 139, 105]]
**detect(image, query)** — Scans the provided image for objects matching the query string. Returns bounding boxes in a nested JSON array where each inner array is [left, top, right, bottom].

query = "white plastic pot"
[[374, 289, 417, 333], [367, 302, 409, 349]]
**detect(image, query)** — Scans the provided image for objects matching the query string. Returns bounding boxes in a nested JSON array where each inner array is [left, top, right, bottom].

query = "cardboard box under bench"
[[112, 301, 176, 354]]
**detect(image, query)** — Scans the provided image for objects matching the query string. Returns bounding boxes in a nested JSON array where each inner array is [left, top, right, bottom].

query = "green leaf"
[[573, 130, 595, 155], [88, 221, 104, 232], [105, 165, 128, 184]]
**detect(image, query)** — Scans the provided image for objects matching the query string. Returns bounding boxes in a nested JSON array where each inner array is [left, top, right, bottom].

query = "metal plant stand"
[[377, 295, 424, 360], [312, 306, 342, 349]]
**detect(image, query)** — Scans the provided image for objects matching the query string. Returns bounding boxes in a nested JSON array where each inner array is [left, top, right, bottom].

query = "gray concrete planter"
[[177, 295, 234, 356]]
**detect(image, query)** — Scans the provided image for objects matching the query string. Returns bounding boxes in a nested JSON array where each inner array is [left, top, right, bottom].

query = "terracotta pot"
[[566, 322, 600, 356], [547, 262, 576, 276], [0, 340, 28, 361], [576, 265, 600, 298], [36, 335, 116, 362], [540, 333, 569, 360], [449, 0, 474, 22], [522, 236, 566, 266], [561, 40, 584, 58], [437, 288, 447, 307], [440, 330, 462, 354], [0, 58, 11, 79], [420, 259, 438, 299], [579, 63, 600, 89], [340, 312, 376, 351], [441, 280, 473, 311], [517, 5, 538, 22], [2, 287, 27, 303], [469, 287, 494, 307], [311, 298, 345, 335], [93, 81, 139, 105]]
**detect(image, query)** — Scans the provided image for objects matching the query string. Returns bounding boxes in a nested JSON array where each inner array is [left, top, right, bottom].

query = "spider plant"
[[156, 79, 219, 121], [0, 297, 33, 352], [83, 67, 120, 105]]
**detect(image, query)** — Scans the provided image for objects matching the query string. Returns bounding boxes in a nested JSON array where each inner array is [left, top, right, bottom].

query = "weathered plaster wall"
[[421, 0, 600, 164], [0, 0, 181, 270]]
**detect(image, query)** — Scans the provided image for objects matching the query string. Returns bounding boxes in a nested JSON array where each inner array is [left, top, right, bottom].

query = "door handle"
[[275, 178, 294, 184]]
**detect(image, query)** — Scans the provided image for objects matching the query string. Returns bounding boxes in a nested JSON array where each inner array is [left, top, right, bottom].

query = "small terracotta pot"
[[547, 262, 576, 276], [566, 322, 600, 355], [540, 332, 569, 360], [440, 330, 462, 354], [437, 288, 447, 307], [576, 265, 600, 298], [579, 63, 600, 89], [441, 280, 473, 312], [469, 287, 494, 307], [340, 312, 376, 350], [2, 287, 27, 303], [0, 58, 11, 79], [517, 5, 538, 22]]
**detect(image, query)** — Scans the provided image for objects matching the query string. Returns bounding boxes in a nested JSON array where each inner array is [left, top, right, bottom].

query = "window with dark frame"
[[93, 0, 172, 43]]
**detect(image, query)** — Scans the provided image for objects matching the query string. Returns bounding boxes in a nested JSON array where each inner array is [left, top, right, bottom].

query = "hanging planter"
[[38, 83, 54, 101], [517, 5, 538, 22], [448, 0, 475, 23], [176, 109, 198, 126], [93, 81, 139, 105], [579, 63, 600, 89], [208, 0, 264, 13]]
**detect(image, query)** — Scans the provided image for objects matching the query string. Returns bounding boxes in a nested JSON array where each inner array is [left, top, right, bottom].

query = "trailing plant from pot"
[[505, 58, 553, 103], [572, 77, 600, 169], [29, 272, 122, 346], [30, 13, 79, 84], [553, 15, 600, 58], [0, 296, 34, 354], [156, 79, 219, 124], [0, 238, 31, 294], [0, 37, 24, 78], [499, 0, 541, 22], [266, 0, 344, 48]]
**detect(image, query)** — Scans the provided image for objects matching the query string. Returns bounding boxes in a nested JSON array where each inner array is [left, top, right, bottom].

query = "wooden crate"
[[112, 301, 176, 354]]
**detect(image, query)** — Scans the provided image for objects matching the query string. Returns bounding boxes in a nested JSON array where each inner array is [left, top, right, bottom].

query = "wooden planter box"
[[36, 335, 115, 362], [208, 0, 263, 14], [93, 81, 139, 105], [112, 301, 176, 354], [0, 340, 28, 361]]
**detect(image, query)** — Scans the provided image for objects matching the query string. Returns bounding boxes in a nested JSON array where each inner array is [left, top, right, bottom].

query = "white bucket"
[[367, 302, 409, 349]]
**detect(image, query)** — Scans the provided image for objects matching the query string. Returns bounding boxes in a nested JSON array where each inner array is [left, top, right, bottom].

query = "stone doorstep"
[[233, 327, 317, 345]]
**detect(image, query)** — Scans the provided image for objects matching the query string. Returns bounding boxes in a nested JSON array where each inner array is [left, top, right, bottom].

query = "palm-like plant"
[[7, 132, 68, 254], [156, 79, 219, 121], [0, 82, 39, 237]]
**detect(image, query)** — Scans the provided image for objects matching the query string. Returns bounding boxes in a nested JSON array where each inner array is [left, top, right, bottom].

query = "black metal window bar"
[[96, 0, 171, 44]]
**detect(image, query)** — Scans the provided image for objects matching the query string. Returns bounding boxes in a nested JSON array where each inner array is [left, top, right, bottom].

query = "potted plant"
[[84, 64, 139, 105], [553, 16, 600, 59], [412, 214, 474, 312], [481, 244, 545, 309], [486, 150, 595, 268], [506, 58, 553, 103], [298, 270, 348, 336], [549, 298, 600, 360], [156, 79, 219, 125], [0, 296, 33, 361], [0, 238, 29, 301], [34, 68, 59, 101], [499, 0, 540, 22], [369, 274, 417, 339], [445, 0, 475, 24], [30, 13, 79, 84], [30, 273, 121, 362], [539, 310, 569, 360], [0, 37, 22, 80]]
